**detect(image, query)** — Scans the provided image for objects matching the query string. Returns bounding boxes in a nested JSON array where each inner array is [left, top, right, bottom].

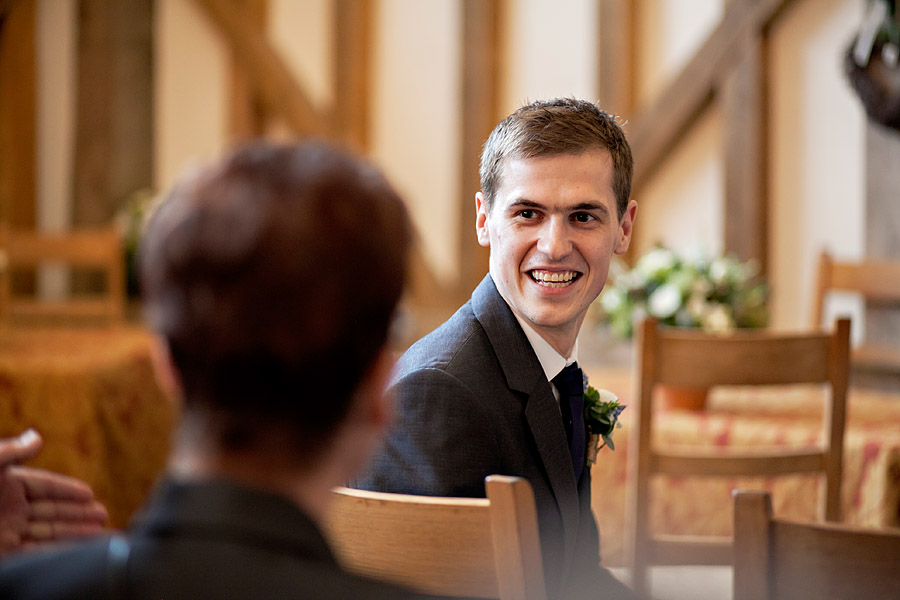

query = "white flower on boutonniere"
[[582, 374, 626, 465]]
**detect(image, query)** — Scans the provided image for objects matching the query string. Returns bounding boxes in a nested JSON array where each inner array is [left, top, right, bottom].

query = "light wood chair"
[[324, 475, 546, 600], [733, 490, 900, 600], [0, 224, 125, 324], [626, 318, 851, 597], [813, 250, 900, 375]]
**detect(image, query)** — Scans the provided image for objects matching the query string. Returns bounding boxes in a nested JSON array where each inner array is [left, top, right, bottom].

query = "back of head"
[[140, 141, 411, 453], [479, 98, 633, 218]]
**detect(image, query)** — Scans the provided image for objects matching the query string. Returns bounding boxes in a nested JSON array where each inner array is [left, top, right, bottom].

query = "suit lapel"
[[471, 275, 581, 569]]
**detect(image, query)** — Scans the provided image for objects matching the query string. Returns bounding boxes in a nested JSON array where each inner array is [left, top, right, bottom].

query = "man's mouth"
[[529, 270, 581, 288]]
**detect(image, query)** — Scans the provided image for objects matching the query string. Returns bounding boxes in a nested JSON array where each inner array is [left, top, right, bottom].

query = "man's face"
[[476, 150, 636, 355]]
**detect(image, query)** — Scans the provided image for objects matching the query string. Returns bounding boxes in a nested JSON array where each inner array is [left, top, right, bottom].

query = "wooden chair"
[[733, 490, 900, 600], [0, 224, 125, 324], [813, 250, 900, 375], [626, 318, 851, 597], [323, 475, 546, 600]]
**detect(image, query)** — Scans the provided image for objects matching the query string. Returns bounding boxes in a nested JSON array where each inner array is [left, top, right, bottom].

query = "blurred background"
[[2, 0, 894, 342]]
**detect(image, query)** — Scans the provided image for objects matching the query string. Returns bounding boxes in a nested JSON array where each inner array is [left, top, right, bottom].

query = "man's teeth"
[[531, 270, 578, 288]]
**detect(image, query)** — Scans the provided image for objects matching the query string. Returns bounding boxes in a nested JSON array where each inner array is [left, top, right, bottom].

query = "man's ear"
[[614, 199, 638, 255], [475, 192, 491, 248], [150, 336, 184, 400]]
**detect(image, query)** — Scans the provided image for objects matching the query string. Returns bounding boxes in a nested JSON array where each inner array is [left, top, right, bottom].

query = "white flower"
[[596, 388, 619, 404], [709, 258, 729, 284], [601, 288, 623, 313], [636, 247, 676, 278], [703, 304, 734, 333], [687, 294, 710, 320], [648, 284, 681, 318]]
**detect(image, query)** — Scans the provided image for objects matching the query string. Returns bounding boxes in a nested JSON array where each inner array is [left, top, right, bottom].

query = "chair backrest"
[[812, 250, 900, 374], [626, 317, 851, 597], [733, 490, 900, 600], [0, 225, 125, 324], [323, 475, 546, 600]]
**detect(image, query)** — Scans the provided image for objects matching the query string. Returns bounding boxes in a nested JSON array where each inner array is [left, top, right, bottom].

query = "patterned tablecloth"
[[585, 366, 900, 566], [0, 326, 177, 528]]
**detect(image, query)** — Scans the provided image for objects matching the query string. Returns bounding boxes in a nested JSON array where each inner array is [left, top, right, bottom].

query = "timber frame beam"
[[617, 0, 800, 273]]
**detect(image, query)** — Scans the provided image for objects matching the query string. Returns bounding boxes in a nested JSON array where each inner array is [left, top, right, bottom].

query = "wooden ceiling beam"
[[193, 0, 327, 138], [628, 0, 797, 192]]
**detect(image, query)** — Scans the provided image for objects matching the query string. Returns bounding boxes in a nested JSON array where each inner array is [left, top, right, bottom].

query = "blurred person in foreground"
[[0, 429, 107, 555], [356, 98, 638, 600], [0, 141, 419, 599]]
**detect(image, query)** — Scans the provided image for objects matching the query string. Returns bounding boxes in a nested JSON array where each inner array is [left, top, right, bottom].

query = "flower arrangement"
[[597, 246, 768, 338], [584, 382, 625, 464]]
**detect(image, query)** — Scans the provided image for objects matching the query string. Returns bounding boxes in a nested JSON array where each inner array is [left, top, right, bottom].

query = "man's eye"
[[518, 209, 536, 219], [572, 212, 595, 223]]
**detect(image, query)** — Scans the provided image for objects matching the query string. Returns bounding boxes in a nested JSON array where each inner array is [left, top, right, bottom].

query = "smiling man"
[[356, 99, 637, 600]]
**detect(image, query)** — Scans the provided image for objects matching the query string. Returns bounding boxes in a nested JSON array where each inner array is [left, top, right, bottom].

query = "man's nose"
[[536, 217, 572, 259]]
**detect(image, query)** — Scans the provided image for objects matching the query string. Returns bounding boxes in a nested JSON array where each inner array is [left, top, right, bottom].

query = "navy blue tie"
[[553, 363, 586, 481]]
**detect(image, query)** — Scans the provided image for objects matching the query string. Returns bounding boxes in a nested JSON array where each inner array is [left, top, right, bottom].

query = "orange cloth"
[[585, 366, 900, 566], [0, 326, 177, 528]]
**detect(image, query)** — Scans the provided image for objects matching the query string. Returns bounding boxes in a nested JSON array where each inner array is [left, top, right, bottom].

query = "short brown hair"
[[479, 98, 633, 218], [140, 141, 411, 452]]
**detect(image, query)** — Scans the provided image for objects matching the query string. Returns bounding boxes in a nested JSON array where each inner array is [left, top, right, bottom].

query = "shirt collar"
[[512, 312, 579, 382]]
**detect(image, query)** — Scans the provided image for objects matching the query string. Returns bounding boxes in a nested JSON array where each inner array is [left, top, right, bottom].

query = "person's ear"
[[475, 192, 491, 248], [614, 200, 638, 255], [150, 336, 184, 400]]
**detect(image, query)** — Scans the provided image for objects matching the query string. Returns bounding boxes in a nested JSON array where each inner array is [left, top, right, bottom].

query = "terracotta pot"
[[657, 385, 709, 411]]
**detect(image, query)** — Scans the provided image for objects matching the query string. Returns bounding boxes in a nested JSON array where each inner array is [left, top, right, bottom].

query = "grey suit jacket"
[[356, 275, 634, 600]]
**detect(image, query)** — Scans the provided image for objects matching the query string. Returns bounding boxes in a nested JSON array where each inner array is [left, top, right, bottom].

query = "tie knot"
[[552, 363, 583, 397]]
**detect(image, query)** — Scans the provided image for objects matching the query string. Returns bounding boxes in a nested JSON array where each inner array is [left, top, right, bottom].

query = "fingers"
[[28, 498, 108, 524], [0, 430, 43, 467], [10, 466, 97, 502], [24, 519, 107, 543]]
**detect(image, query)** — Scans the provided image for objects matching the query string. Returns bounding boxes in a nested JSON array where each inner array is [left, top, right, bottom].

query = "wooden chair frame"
[[733, 490, 900, 600], [626, 318, 851, 597], [324, 475, 546, 600], [0, 225, 125, 323], [813, 250, 900, 375]]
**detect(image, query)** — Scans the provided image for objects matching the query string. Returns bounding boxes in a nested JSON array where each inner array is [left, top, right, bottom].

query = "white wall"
[[769, 0, 865, 332], [371, 0, 461, 285]]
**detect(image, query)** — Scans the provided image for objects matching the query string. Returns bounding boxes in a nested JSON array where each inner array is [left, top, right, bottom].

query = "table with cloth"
[[0, 326, 177, 528], [585, 365, 900, 567]]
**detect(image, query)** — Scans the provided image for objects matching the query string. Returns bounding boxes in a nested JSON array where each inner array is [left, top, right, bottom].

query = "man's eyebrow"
[[571, 201, 610, 214]]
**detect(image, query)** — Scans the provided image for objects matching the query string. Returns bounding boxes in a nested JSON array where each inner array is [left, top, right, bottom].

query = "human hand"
[[0, 429, 108, 555]]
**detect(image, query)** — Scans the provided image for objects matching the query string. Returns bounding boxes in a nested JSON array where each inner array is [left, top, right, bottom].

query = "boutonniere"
[[582, 374, 626, 465]]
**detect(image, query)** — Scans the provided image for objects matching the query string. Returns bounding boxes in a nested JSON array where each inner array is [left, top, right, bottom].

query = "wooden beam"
[[458, 0, 499, 300], [0, 0, 35, 229], [72, 0, 154, 228], [193, 0, 328, 138], [333, 0, 372, 152], [228, 0, 267, 140], [628, 0, 797, 192], [722, 30, 768, 274], [598, 0, 636, 118]]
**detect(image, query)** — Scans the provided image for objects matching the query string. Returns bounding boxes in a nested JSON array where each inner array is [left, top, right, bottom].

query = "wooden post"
[[721, 30, 768, 275], [333, 0, 372, 152], [458, 0, 499, 301], [72, 0, 154, 227], [597, 0, 635, 120], [228, 0, 268, 141], [0, 0, 35, 230]]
